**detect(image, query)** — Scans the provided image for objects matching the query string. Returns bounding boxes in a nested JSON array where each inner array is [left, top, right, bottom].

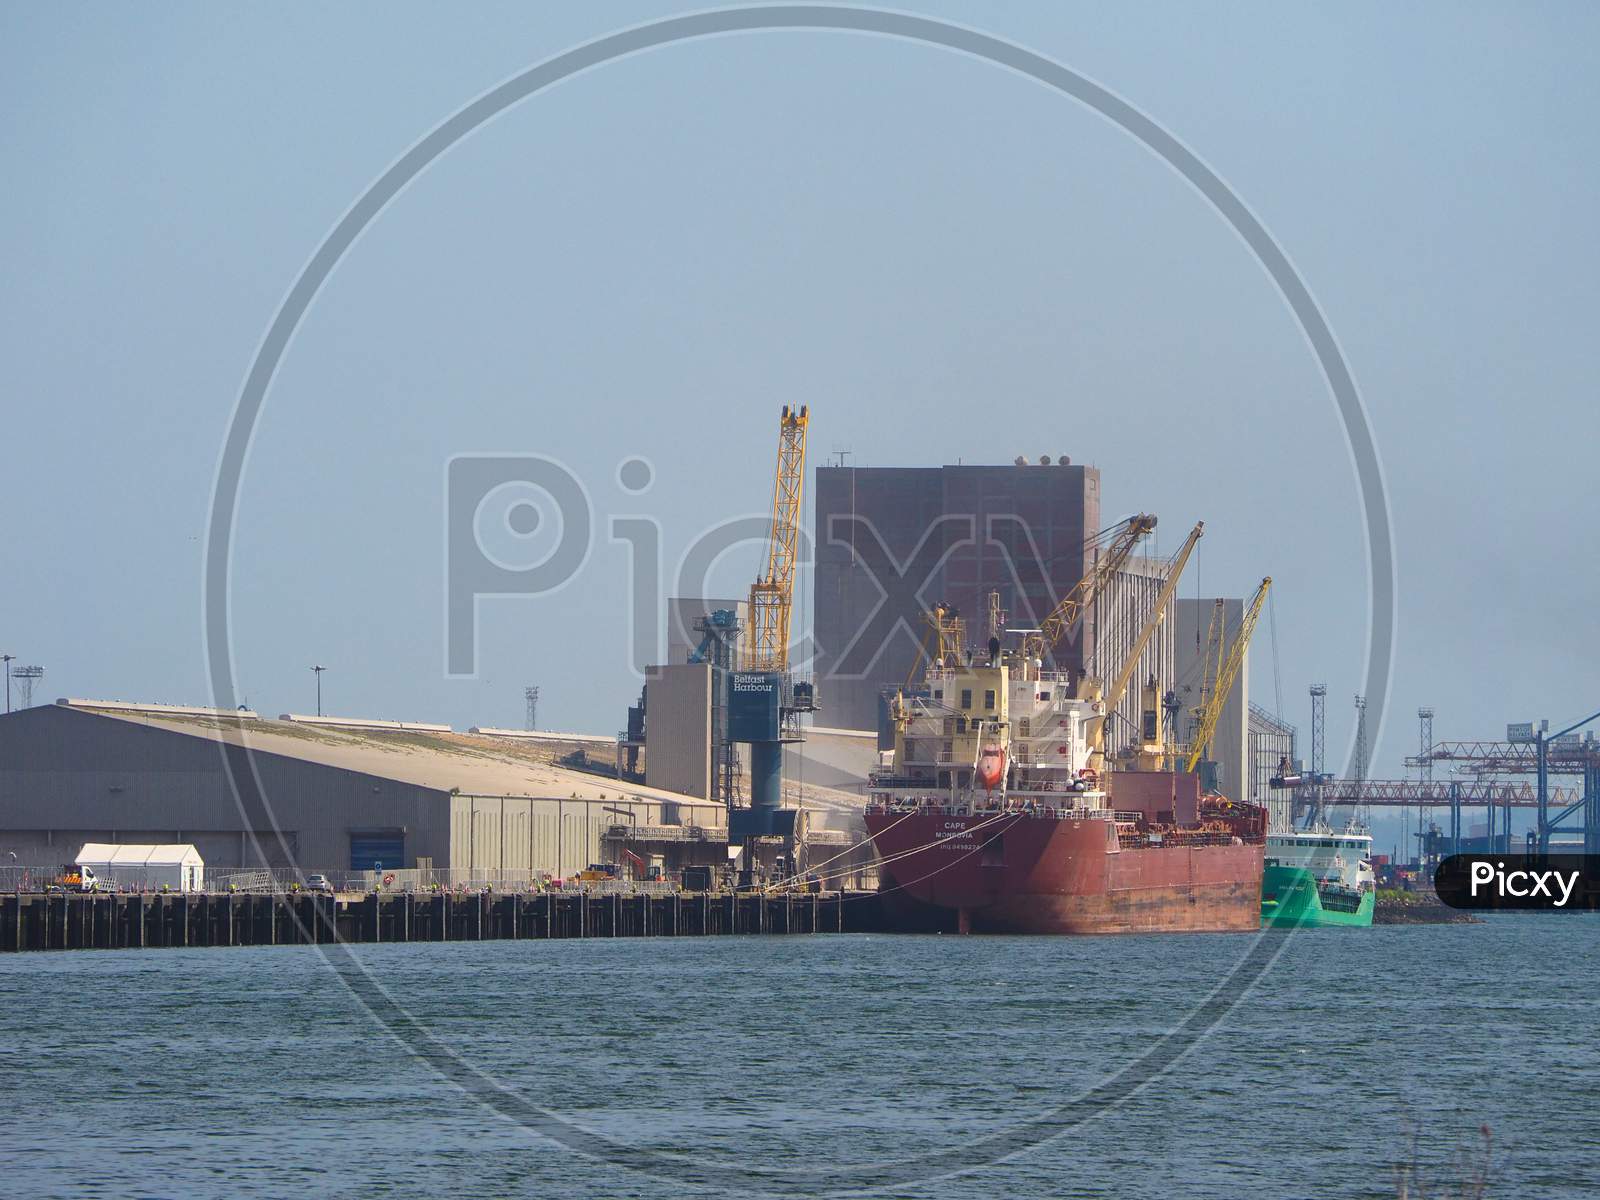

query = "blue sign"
[[728, 672, 781, 742]]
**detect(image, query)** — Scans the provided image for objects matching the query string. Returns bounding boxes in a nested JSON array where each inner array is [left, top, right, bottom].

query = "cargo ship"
[[864, 654, 1266, 935], [1260, 827, 1375, 928]]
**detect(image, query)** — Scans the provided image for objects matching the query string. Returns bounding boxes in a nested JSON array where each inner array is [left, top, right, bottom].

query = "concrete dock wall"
[[0, 890, 887, 953]]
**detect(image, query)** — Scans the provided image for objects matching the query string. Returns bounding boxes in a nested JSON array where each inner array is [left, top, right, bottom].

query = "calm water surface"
[[1, 918, 1594, 1198]]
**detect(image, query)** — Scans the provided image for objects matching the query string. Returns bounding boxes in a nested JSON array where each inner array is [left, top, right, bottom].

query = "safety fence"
[[204, 867, 694, 896], [0, 865, 59, 893]]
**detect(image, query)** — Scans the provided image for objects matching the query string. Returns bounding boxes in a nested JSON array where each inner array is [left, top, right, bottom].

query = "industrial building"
[[1172, 597, 1250, 806], [1247, 705, 1298, 831], [813, 459, 1174, 760], [1090, 555, 1176, 764], [665, 597, 748, 671], [638, 662, 875, 882], [815, 460, 1097, 731], [0, 699, 729, 878]]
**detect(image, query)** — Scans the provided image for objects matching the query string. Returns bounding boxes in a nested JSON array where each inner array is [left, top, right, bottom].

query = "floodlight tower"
[[1416, 706, 1435, 865], [1353, 694, 1370, 833], [1353, 695, 1368, 782], [311, 665, 327, 717], [524, 685, 540, 732], [12, 666, 42, 709], [1304, 684, 1327, 827]]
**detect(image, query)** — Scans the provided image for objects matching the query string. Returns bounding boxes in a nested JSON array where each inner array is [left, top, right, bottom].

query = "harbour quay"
[[0, 887, 881, 953]]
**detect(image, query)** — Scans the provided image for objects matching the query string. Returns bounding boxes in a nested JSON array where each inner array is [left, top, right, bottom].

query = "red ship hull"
[[865, 810, 1263, 935]]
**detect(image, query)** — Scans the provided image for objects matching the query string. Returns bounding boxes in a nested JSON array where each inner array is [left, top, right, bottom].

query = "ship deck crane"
[[1020, 513, 1158, 673], [888, 604, 967, 732], [1184, 576, 1271, 778], [1083, 521, 1204, 771], [890, 515, 1156, 731]]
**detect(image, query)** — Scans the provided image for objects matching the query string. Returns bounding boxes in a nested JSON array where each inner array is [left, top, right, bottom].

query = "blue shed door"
[[350, 833, 405, 871]]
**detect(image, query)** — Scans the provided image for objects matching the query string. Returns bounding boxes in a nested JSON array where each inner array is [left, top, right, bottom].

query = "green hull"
[[1261, 865, 1374, 928]]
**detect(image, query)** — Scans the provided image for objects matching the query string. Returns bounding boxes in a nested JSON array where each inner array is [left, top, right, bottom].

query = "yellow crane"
[[745, 405, 808, 672], [888, 604, 964, 733], [1019, 513, 1158, 669], [1184, 576, 1272, 774], [889, 514, 1157, 731], [1082, 521, 1204, 768], [1199, 600, 1227, 723]]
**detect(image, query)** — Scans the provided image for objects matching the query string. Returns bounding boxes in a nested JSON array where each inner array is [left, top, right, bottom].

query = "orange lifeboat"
[[976, 744, 1007, 794]]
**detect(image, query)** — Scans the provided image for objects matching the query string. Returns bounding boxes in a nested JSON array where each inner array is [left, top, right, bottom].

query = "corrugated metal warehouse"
[[0, 700, 728, 876]]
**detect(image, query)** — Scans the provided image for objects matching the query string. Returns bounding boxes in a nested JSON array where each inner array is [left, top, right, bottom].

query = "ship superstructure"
[[1261, 826, 1375, 927], [877, 659, 1103, 810]]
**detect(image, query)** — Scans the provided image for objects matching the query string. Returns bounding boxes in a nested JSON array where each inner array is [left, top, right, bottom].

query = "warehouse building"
[[0, 699, 727, 878]]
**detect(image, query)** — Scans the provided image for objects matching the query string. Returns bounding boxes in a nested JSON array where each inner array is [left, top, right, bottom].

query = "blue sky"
[[4, 3, 1597, 851]]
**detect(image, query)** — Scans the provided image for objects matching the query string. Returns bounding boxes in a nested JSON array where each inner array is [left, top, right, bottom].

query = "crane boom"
[[1021, 513, 1158, 663], [1085, 521, 1204, 759], [1184, 576, 1272, 773], [745, 405, 809, 672]]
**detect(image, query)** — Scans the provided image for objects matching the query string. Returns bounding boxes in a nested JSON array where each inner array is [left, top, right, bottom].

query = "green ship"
[[1261, 828, 1375, 928]]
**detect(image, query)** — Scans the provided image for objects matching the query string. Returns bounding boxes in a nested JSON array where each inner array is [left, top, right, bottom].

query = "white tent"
[[75, 843, 205, 893]]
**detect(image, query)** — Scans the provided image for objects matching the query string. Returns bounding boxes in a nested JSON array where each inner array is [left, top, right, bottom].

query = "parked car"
[[305, 874, 335, 894]]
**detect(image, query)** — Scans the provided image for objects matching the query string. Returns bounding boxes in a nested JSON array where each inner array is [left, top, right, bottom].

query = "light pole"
[[0, 655, 12, 714], [311, 665, 327, 717]]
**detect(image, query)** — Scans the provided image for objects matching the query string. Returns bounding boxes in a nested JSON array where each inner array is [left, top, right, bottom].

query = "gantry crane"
[[745, 405, 808, 672], [1184, 576, 1271, 774]]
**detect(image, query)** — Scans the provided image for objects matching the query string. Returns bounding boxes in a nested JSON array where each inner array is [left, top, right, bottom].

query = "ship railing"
[[868, 775, 938, 791], [865, 799, 1116, 823], [1130, 832, 1250, 849], [1034, 669, 1074, 683], [1006, 779, 1098, 794]]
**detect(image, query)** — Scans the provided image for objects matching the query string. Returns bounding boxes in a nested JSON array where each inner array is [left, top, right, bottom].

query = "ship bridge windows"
[[960, 688, 973, 709], [984, 690, 996, 711]]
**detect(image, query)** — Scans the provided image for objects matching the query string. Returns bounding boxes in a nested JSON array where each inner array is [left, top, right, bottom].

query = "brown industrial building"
[[812, 459, 1174, 756]]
